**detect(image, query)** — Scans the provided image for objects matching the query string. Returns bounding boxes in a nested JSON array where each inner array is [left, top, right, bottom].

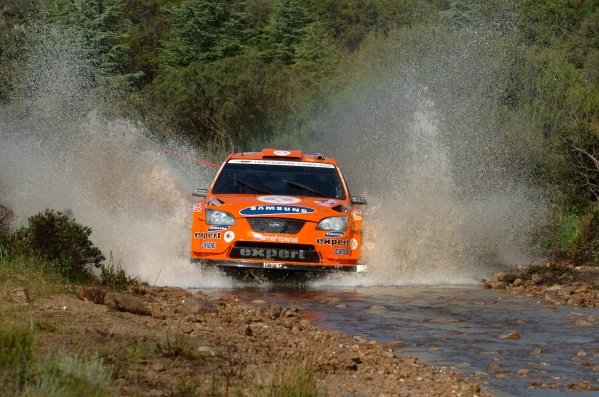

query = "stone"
[[262, 304, 283, 320], [151, 363, 166, 372], [241, 325, 253, 336], [104, 293, 152, 316], [531, 347, 544, 355], [8, 288, 30, 304], [512, 278, 523, 287], [77, 286, 107, 304], [500, 331, 521, 340], [516, 368, 529, 376], [486, 272, 506, 289], [572, 320, 594, 327], [183, 298, 216, 315], [428, 317, 460, 324]]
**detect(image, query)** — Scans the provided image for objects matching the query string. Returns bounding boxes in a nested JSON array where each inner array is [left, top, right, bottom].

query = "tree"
[[160, 0, 250, 69], [260, 0, 309, 64], [52, 0, 130, 75], [293, 22, 338, 81]]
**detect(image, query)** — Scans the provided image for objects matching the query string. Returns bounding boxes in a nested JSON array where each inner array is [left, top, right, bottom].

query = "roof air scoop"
[[261, 148, 303, 159]]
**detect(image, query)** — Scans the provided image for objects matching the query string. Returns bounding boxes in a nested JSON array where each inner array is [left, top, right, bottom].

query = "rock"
[[104, 293, 152, 316], [572, 320, 594, 327], [251, 299, 266, 305], [261, 304, 283, 320], [516, 368, 529, 376], [299, 319, 310, 330], [512, 278, 523, 287], [428, 317, 460, 324], [77, 286, 107, 304], [183, 298, 216, 315], [368, 305, 386, 312], [240, 325, 253, 336], [531, 274, 543, 285], [320, 297, 340, 304], [151, 363, 166, 372], [531, 347, 544, 355], [7, 288, 30, 304], [386, 340, 405, 348], [544, 292, 565, 305], [181, 324, 194, 334], [500, 331, 521, 340], [486, 272, 506, 289]]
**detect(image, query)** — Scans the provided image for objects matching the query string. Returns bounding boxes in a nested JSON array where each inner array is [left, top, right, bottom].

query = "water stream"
[[199, 284, 599, 397]]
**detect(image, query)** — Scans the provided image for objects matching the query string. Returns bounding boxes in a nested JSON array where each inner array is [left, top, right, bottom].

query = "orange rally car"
[[190, 149, 367, 272]]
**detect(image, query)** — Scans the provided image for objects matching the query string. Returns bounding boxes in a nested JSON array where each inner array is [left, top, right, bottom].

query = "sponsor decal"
[[268, 220, 285, 228], [194, 232, 222, 239], [193, 203, 204, 212], [334, 248, 350, 256], [239, 205, 315, 216], [316, 238, 349, 246], [324, 231, 344, 238], [351, 210, 363, 222], [273, 150, 291, 156], [314, 199, 338, 207], [201, 242, 216, 249], [253, 233, 299, 243], [228, 159, 335, 168], [258, 195, 300, 204], [208, 225, 230, 231], [351, 238, 359, 250], [224, 231, 235, 243], [239, 247, 306, 260], [263, 262, 285, 269]]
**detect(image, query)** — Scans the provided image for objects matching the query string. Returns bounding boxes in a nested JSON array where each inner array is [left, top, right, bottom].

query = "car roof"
[[227, 149, 339, 167]]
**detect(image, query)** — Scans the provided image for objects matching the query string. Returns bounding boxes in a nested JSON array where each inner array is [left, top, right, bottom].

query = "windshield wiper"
[[228, 175, 272, 195], [283, 180, 327, 197]]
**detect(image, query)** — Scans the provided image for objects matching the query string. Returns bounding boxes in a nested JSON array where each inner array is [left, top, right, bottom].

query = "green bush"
[[17, 210, 105, 280]]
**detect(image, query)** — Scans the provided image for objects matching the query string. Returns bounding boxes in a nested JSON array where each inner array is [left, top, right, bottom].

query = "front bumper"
[[192, 258, 367, 272]]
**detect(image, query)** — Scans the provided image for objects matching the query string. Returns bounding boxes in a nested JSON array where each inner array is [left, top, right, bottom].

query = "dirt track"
[[14, 284, 489, 396]]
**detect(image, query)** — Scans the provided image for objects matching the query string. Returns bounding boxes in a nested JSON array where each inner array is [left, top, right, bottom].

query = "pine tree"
[[160, 0, 250, 69], [293, 22, 337, 81], [260, 0, 309, 64], [52, 0, 130, 74]]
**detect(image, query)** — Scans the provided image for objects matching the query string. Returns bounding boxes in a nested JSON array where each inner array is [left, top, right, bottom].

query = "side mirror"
[[351, 196, 367, 205], [192, 189, 208, 197]]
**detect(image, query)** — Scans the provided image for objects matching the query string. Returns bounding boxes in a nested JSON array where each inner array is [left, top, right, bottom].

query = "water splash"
[[0, 26, 231, 288], [296, 22, 546, 286]]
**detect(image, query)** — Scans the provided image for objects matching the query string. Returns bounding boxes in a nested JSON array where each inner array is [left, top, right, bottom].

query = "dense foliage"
[[0, 0, 598, 262], [16, 210, 105, 279]]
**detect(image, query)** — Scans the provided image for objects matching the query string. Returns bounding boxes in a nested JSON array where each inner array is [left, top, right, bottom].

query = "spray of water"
[[1, 16, 545, 288], [0, 26, 231, 287], [299, 22, 546, 286]]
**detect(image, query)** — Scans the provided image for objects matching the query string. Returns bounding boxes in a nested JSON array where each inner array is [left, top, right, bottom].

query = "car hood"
[[208, 194, 347, 219]]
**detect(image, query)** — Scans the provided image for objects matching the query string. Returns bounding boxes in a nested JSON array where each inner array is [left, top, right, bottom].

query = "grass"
[[261, 362, 327, 397], [0, 321, 112, 397], [0, 254, 77, 301]]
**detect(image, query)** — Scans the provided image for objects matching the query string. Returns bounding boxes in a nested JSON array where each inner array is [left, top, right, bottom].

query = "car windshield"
[[212, 160, 346, 199]]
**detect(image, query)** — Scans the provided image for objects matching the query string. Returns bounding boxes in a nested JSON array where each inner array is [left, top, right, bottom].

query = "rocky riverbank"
[[483, 261, 599, 309], [4, 283, 488, 397]]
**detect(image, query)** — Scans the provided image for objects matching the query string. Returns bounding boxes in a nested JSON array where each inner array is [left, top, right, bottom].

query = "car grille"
[[247, 218, 305, 234], [229, 242, 320, 263]]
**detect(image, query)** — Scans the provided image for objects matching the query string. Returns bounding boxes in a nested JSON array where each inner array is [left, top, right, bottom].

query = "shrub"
[[17, 210, 105, 280]]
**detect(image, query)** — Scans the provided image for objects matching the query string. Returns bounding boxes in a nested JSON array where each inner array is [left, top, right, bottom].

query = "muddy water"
[[201, 285, 599, 397]]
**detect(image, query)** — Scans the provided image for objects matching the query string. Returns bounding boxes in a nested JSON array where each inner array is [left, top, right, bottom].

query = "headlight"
[[316, 216, 348, 231], [206, 209, 236, 225]]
